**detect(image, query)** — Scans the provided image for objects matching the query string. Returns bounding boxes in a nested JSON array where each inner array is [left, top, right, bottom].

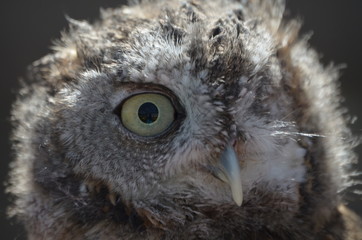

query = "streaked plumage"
[[8, 0, 362, 239]]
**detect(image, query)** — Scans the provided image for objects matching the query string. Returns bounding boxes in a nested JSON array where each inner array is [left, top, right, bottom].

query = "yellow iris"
[[121, 93, 175, 137]]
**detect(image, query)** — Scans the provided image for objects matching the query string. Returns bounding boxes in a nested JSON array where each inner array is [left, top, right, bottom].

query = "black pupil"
[[138, 102, 159, 124]]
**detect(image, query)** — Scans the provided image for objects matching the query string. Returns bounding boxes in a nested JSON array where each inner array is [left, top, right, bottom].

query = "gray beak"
[[213, 145, 243, 206]]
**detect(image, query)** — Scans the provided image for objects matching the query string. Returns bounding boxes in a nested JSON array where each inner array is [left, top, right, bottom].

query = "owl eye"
[[119, 93, 175, 137]]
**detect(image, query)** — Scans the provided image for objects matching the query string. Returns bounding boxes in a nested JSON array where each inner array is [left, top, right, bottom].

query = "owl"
[[7, 0, 362, 239]]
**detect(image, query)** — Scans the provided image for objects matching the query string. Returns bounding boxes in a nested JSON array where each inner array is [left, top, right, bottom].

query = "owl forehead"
[[118, 27, 227, 93], [106, 2, 276, 98], [109, 19, 281, 124]]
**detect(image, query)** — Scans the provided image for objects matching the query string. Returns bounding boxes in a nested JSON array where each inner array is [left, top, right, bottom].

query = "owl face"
[[9, 0, 354, 238], [52, 1, 306, 220]]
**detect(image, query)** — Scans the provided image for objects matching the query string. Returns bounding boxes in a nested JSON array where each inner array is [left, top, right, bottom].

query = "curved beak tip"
[[219, 145, 243, 206]]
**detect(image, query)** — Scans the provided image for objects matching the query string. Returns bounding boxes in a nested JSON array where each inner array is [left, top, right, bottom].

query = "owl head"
[[8, 0, 358, 239]]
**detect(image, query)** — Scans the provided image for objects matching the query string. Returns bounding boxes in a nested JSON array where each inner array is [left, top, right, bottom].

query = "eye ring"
[[118, 93, 176, 137]]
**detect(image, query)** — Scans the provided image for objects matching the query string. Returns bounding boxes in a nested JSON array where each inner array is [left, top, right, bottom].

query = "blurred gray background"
[[0, 0, 361, 239]]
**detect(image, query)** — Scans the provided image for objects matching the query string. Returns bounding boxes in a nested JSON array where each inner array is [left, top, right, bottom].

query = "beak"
[[211, 144, 243, 206]]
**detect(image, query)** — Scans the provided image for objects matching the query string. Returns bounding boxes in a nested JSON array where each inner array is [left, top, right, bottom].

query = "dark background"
[[0, 0, 361, 239]]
